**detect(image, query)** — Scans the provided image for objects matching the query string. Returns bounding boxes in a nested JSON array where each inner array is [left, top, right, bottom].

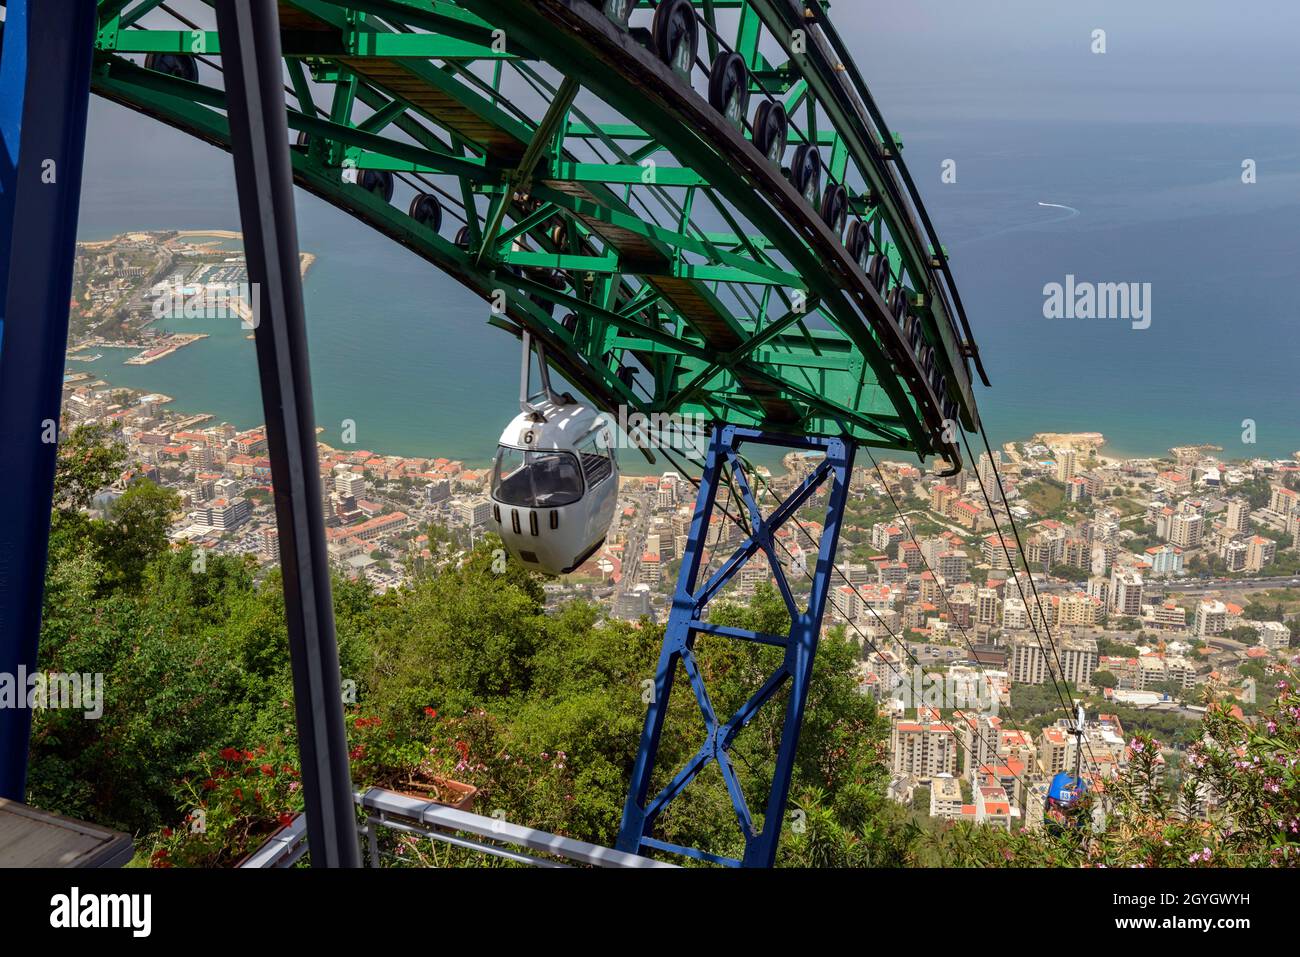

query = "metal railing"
[[241, 787, 675, 869]]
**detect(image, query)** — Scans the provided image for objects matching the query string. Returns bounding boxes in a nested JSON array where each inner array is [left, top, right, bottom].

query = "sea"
[[75, 99, 1300, 473]]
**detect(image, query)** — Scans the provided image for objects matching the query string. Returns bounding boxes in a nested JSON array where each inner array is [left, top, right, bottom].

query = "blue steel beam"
[[0, 0, 98, 800], [616, 424, 855, 867]]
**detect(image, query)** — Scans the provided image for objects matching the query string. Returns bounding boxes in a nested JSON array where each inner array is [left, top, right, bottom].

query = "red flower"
[[455, 740, 470, 760], [349, 746, 365, 761], [161, 827, 173, 838], [261, 763, 275, 776], [202, 778, 217, 791], [234, 787, 244, 801], [424, 707, 438, 719], [277, 812, 296, 828], [219, 747, 240, 761]]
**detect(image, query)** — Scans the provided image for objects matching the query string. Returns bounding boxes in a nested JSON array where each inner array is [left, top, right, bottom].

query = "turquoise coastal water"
[[76, 236, 521, 466]]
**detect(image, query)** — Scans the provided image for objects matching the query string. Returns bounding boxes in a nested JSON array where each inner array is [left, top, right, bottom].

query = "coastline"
[[68, 232, 1300, 471]]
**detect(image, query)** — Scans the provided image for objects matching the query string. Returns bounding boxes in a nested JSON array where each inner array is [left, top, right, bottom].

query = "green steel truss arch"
[[89, 0, 984, 469]]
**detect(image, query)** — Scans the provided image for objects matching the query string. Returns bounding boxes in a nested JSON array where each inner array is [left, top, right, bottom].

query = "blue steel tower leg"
[[616, 426, 726, 856], [617, 424, 855, 867], [0, 0, 98, 800], [742, 432, 853, 867]]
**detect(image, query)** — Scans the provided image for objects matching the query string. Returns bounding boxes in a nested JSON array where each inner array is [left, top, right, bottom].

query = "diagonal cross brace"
[[617, 424, 855, 867]]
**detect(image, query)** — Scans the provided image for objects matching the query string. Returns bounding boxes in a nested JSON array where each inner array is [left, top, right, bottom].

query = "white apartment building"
[[1008, 634, 1098, 690], [1110, 569, 1144, 616], [1194, 599, 1228, 637], [890, 715, 959, 782]]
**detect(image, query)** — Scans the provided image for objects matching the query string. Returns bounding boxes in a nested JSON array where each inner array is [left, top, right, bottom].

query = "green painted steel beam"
[[502, 250, 618, 272], [106, 29, 516, 59], [528, 184, 802, 289], [552, 161, 708, 188], [469, 0, 940, 452], [483, 36, 919, 442]]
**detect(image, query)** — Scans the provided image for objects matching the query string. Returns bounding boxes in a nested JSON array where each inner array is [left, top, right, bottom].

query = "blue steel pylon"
[[0, 0, 98, 800], [616, 424, 855, 867]]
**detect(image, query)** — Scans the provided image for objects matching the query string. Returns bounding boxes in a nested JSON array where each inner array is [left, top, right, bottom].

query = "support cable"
[[958, 424, 1102, 776]]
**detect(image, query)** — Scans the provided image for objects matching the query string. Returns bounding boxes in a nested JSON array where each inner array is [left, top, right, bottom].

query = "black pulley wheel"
[[588, 0, 639, 28], [356, 169, 394, 203], [820, 183, 849, 236], [708, 52, 749, 127], [789, 144, 821, 207], [144, 52, 198, 83], [752, 100, 788, 166], [408, 193, 443, 231], [653, 0, 699, 78], [845, 220, 869, 267], [868, 253, 890, 292]]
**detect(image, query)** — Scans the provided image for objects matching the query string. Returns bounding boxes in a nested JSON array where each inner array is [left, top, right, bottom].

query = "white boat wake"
[[1037, 201, 1080, 219], [960, 201, 1082, 244]]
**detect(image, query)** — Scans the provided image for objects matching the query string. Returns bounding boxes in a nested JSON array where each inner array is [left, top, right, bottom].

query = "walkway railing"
[[240, 787, 675, 869]]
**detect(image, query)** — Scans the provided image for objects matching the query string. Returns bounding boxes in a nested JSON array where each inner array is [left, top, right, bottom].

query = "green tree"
[[53, 423, 126, 512], [94, 479, 181, 588]]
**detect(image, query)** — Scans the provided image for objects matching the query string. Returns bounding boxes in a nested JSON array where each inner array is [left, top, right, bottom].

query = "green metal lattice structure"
[[89, 0, 986, 470]]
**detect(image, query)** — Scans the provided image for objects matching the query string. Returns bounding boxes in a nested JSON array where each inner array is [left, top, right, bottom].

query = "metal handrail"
[[241, 788, 677, 868]]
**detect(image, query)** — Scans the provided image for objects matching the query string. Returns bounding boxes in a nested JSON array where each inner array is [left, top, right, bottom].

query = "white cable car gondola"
[[489, 332, 619, 575]]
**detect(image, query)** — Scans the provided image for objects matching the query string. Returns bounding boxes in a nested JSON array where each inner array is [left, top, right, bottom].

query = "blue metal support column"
[[214, 0, 360, 866], [616, 424, 855, 867], [0, 0, 98, 800]]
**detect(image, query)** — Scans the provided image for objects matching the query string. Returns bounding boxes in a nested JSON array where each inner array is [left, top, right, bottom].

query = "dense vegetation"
[[26, 425, 1300, 868]]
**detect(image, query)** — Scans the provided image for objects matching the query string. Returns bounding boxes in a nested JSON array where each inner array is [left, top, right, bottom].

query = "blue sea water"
[[899, 119, 1300, 462], [75, 99, 1300, 470]]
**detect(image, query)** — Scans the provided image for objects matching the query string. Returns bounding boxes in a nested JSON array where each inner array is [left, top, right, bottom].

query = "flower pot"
[[393, 774, 478, 811]]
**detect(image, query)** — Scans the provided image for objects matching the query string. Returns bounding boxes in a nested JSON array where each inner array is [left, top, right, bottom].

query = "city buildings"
[[1245, 535, 1276, 573]]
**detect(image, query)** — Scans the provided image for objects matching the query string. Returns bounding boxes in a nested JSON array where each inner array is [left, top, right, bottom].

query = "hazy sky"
[[846, 0, 1300, 124]]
